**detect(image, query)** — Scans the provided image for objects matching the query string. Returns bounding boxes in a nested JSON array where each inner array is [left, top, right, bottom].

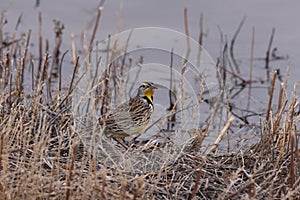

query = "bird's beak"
[[151, 85, 158, 90], [150, 83, 158, 89]]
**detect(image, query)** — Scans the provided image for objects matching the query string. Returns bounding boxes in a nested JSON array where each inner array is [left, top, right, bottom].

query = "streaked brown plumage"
[[101, 82, 157, 138]]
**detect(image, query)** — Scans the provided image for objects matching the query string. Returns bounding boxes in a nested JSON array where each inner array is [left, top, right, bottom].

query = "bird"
[[101, 82, 157, 139]]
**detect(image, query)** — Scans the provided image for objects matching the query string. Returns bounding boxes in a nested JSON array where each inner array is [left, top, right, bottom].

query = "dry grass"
[[0, 96, 299, 199], [0, 8, 300, 200]]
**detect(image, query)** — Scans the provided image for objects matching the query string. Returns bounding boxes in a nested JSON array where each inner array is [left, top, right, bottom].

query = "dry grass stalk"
[[230, 16, 246, 74], [71, 34, 77, 65], [38, 11, 43, 73], [209, 116, 235, 153], [266, 70, 278, 122], [247, 26, 255, 110], [198, 13, 204, 46], [290, 130, 295, 190], [66, 141, 79, 200], [265, 28, 275, 71], [88, 7, 102, 54], [184, 7, 191, 60], [58, 50, 69, 94]]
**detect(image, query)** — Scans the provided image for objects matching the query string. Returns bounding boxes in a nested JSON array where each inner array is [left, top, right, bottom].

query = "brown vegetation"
[[0, 8, 299, 200]]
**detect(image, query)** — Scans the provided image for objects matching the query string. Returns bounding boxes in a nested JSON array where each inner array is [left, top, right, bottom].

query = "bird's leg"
[[112, 138, 128, 150], [132, 132, 142, 142]]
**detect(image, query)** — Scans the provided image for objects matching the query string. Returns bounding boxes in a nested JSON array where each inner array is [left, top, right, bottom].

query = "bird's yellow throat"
[[144, 89, 154, 103]]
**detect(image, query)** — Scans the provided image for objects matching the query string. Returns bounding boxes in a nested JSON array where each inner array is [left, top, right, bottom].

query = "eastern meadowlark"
[[101, 82, 157, 139]]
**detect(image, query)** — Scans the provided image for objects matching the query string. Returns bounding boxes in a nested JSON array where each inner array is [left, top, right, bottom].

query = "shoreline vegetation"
[[0, 7, 299, 199]]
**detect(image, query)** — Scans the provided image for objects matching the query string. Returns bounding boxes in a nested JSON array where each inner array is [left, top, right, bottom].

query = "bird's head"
[[137, 82, 157, 103]]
